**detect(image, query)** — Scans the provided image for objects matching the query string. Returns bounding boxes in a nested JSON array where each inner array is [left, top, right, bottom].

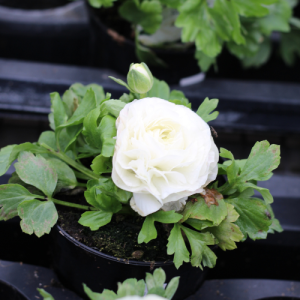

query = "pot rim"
[[55, 224, 174, 267]]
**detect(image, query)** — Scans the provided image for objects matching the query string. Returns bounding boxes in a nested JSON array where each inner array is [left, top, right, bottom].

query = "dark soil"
[[57, 191, 172, 262], [0, 0, 70, 9]]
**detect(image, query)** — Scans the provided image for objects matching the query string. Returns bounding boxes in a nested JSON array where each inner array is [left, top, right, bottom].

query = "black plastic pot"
[[51, 224, 209, 300], [85, 2, 200, 84], [0, 280, 28, 300], [0, 0, 90, 66]]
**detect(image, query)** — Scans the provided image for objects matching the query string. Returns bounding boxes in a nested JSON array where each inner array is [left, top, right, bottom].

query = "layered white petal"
[[112, 97, 219, 216]]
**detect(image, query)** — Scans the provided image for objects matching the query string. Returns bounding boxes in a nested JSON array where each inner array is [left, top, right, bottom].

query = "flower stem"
[[50, 197, 98, 211], [140, 93, 147, 99], [40, 143, 100, 180]]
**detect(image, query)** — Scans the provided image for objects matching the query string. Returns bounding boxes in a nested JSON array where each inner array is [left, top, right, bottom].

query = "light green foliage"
[[147, 77, 170, 99], [15, 152, 58, 197], [117, 279, 145, 297], [138, 210, 182, 243], [181, 196, 227, 225], [88, 0, 117, 8], [0, 184, 43, 221], [219, 141, 280, 204], [181, 225, 217, 269], [195, 50, 216, 72], [48, 158, 77, 193], [18, 199, 58, 237], [0, 143, 45, 177], [167, 223, 190, 268], [169, 90, 191, 108], [78, 210, 114, 231], [91, 154, 112, 174], [37, 289, 55, 300], [167, 223, 217, 269], [99, 100, 126, 118], [196, 97, 219, 122], [227, 196, 272, 240], [99, 115, 117, 157], [83, 267, 179, 300], [119, 0, 163, 34], [58, 89, 97, 129], [204, 203, 244, 250]]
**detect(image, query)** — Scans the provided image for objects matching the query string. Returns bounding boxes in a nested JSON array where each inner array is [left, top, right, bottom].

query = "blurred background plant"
[[86, 0, 300, 73]]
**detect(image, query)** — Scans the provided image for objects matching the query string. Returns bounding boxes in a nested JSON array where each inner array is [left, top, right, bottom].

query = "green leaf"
[[119, 0, 163, 34], [138, 215, 156, 243], [195, 50, 216, 72], [167, 223, 190, 269], [117, 279, 145, 298], [15, 152, 58, 197], [37, 288, 55, 300], [78, 211, 113, 231], [38, 131, 57, 150], [93, 177, 132, 204], [8, 172, 44, 196], [50, 92, 68, 129], [164, 276, 180, 299], [147, 78, 170, 99], [220, 141, 280, 204], [257, 0, 291, 35], [153, 268, 166, 287], [88, 0, 117, 8], [185, 218, 214, 231], [205, 203, 244, 250], [62, 89, 79, 119], [109, 77, 131, 91], [227, 197, 272, 240], [280, 29, 300, 65], [83, 284, 117, 300], [99, 115, 117, 157], [0, 143, 45, 177], [196, 97, 219, 123], [18, 199, 58, 237], [82, 106, 102, 150], [181, 197, 227, 225], [0, 184, 43, 221], [138, 210, 182, 243], [233, 0, 278, 17], [99, 100, 126, 119], [58, 89, 97, 129], [181, 225, 217, 269], [176, 0, 222, 57], [168, 90, 191, 108], [147, 287, 165, 296], [47, 158, 77, 193], [242, 38, 272, 68], [91, 154, 112, 174]]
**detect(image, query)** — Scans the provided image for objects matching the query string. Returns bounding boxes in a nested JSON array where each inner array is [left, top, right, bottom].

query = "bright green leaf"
[[91, 154, 112, 174], [37, 288, 55, 300], [196, 97, 219, 123], [167, 223, 190, 269], [78, 211, 113, 231], [147, 78, 170, 99]]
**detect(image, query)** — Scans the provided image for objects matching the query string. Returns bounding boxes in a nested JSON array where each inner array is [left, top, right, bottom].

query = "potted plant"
[[38, 267, 179, 300], [85, 0, 300, 83], [0, 63, 282, 299]]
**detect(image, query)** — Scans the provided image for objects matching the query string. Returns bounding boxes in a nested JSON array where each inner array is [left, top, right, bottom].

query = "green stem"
[[76, 182, 87, 187], [50, 197, 98, 211], [40, 143, 100, 180], [140, 93, 147, 99]]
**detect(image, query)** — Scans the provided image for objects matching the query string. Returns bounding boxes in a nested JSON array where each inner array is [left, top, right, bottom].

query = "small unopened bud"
[[127, 63, 153, 94]]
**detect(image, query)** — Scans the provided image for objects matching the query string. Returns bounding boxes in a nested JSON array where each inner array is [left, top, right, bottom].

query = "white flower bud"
[[127, 63, 153, 94]]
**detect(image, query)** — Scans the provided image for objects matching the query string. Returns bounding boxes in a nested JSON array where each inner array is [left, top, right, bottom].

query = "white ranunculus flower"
[[112, 97, 219, 217]]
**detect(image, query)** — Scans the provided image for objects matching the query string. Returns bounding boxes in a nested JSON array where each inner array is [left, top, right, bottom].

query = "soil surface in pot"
[[57, 191, 172, 262], [0, 0, 70, 9]]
